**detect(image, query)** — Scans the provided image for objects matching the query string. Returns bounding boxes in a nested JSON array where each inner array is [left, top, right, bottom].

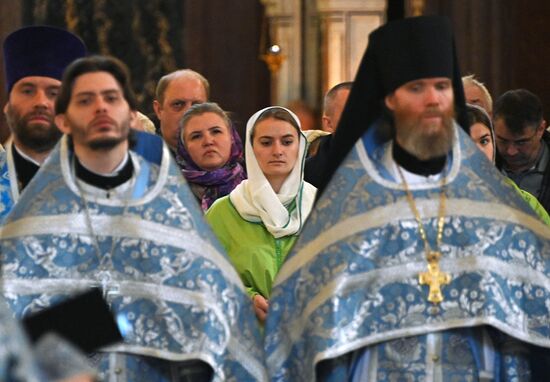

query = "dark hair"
[[55, 55, 137, 114], [493, 89, 543, 134], [251, 107, 300, 142], [465, 103, 492, 134], [66, 127, 138, 150]]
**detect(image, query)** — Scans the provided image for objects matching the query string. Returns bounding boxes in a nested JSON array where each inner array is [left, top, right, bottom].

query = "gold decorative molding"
[[407, 0, 426, 16], [260, 0, 294, 16], [260, 44, 286, 74], [93, 0, 112, 55], [317, 0, 387, 13], [316, 0, 386, 90], [65, 0, 79, 33]]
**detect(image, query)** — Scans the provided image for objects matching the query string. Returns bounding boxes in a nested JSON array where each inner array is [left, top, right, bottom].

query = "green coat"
[[504, 177, 550, 225], [206, 196, 297, 299]]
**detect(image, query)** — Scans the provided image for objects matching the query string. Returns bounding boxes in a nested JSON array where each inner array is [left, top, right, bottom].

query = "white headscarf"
[[229, 106, 317, 238]]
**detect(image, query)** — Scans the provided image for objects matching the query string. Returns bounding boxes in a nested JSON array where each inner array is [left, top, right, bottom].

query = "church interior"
[[0, 0, 549, 141]]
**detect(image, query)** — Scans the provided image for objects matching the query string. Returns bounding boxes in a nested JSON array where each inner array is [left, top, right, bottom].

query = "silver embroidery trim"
[[59, 135, 171, 207], [4, 281, 266, 380], [276, 198, 550, 285], [368, 346, 378, 382], [0, 214, 244, 290], [3, 278, 269, 380], [5, 140, 20, 202], [271, 315, 545, 377], [425, 332, 442, 382], [482, 329, 495, 377], [268, 255, 550, 371], [4, 279, 229, 336]]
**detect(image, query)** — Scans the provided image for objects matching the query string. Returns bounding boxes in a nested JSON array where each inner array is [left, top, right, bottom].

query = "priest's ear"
[[384, 92, 397, 112], [128, 109, 138, 130], [536, 119, 547, 139], [55, 114, 71, 134]]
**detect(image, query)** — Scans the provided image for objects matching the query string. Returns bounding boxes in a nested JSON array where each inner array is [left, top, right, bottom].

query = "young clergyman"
[[0, 55, 266, 382]]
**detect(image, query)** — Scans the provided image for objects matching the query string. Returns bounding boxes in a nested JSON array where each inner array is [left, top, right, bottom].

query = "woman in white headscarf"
[[206, 106, 316, 322]]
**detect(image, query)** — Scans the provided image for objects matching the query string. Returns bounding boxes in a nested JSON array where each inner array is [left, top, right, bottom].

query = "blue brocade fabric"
[[0, 296, 44, 381], [265, 124, 550, 381], [0, 136, 266, 381], [0, 150, 14, 222]]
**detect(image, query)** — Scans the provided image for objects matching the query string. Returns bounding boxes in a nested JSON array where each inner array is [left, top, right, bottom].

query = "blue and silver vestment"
[[265, 124, 550, 381], [0, 142, 19, 221], [0, 136, 266, 381]]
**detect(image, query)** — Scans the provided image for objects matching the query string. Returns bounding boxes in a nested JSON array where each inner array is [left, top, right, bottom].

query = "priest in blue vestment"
[[0, 55, 266, 381], [266, 16, 550, 381], [0, 26, 86, 220]]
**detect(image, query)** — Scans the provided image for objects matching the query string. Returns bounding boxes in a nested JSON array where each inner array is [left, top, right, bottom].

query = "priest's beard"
[[5, 104, 62, 153], [88, 132, 128, 151], [66, 114, 131, 151], [393, 106, 455, 160]]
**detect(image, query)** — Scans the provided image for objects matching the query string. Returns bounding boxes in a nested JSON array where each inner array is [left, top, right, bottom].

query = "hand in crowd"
[[60, 373, 95, 382], [253, 294, 269, 322]]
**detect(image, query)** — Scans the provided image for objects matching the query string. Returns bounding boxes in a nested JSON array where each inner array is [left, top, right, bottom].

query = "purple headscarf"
[[175, 120, 246, 211]]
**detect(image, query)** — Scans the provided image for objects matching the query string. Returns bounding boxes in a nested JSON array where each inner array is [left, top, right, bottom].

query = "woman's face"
[[182, 112, 232, 171], [252, 117, 300, 184], [470, 122, 494, 161]]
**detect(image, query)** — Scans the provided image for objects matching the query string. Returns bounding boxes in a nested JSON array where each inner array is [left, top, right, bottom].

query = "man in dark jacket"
[[494, 88, 550, 212]]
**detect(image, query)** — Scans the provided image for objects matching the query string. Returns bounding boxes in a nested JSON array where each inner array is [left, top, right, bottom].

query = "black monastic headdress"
[[316, 16, 467, 195]]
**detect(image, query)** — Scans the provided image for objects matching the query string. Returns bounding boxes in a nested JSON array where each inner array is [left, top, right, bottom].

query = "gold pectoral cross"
[[418, 251, 451, 304]]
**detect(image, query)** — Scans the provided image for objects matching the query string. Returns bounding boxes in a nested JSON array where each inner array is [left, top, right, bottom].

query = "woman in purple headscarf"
[[175, 102, 246, 211]]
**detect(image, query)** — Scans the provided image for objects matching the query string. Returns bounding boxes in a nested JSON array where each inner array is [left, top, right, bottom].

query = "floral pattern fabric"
[[0, 136, 266, 382], [265, 125, 550, 381]]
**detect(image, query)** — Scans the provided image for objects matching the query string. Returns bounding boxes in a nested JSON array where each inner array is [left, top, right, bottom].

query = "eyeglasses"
[[496, 130, 539, 149]]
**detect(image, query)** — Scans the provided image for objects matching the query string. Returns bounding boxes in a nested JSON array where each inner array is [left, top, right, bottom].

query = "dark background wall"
[[423, 0, 550, 121], [0, 2, 23, 143], [183, 1, 271, 131], [1, 1, 549, 142], [21, 0, 186, 109], [0, 0, 270, 141]]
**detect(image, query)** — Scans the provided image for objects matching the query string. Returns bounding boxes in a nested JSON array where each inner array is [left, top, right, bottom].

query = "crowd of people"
[[0, 15, 549, 382]]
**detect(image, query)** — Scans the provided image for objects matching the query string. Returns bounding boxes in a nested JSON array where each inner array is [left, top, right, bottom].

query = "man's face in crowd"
[[56, 71, 135, 152], [494, 118, 545, 173], [464, 83, 491, 115], [3, 76, 63, 152], [154, 76, 207, 150], [385, 77, 455, 160], [322, 88, 350, 133]]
